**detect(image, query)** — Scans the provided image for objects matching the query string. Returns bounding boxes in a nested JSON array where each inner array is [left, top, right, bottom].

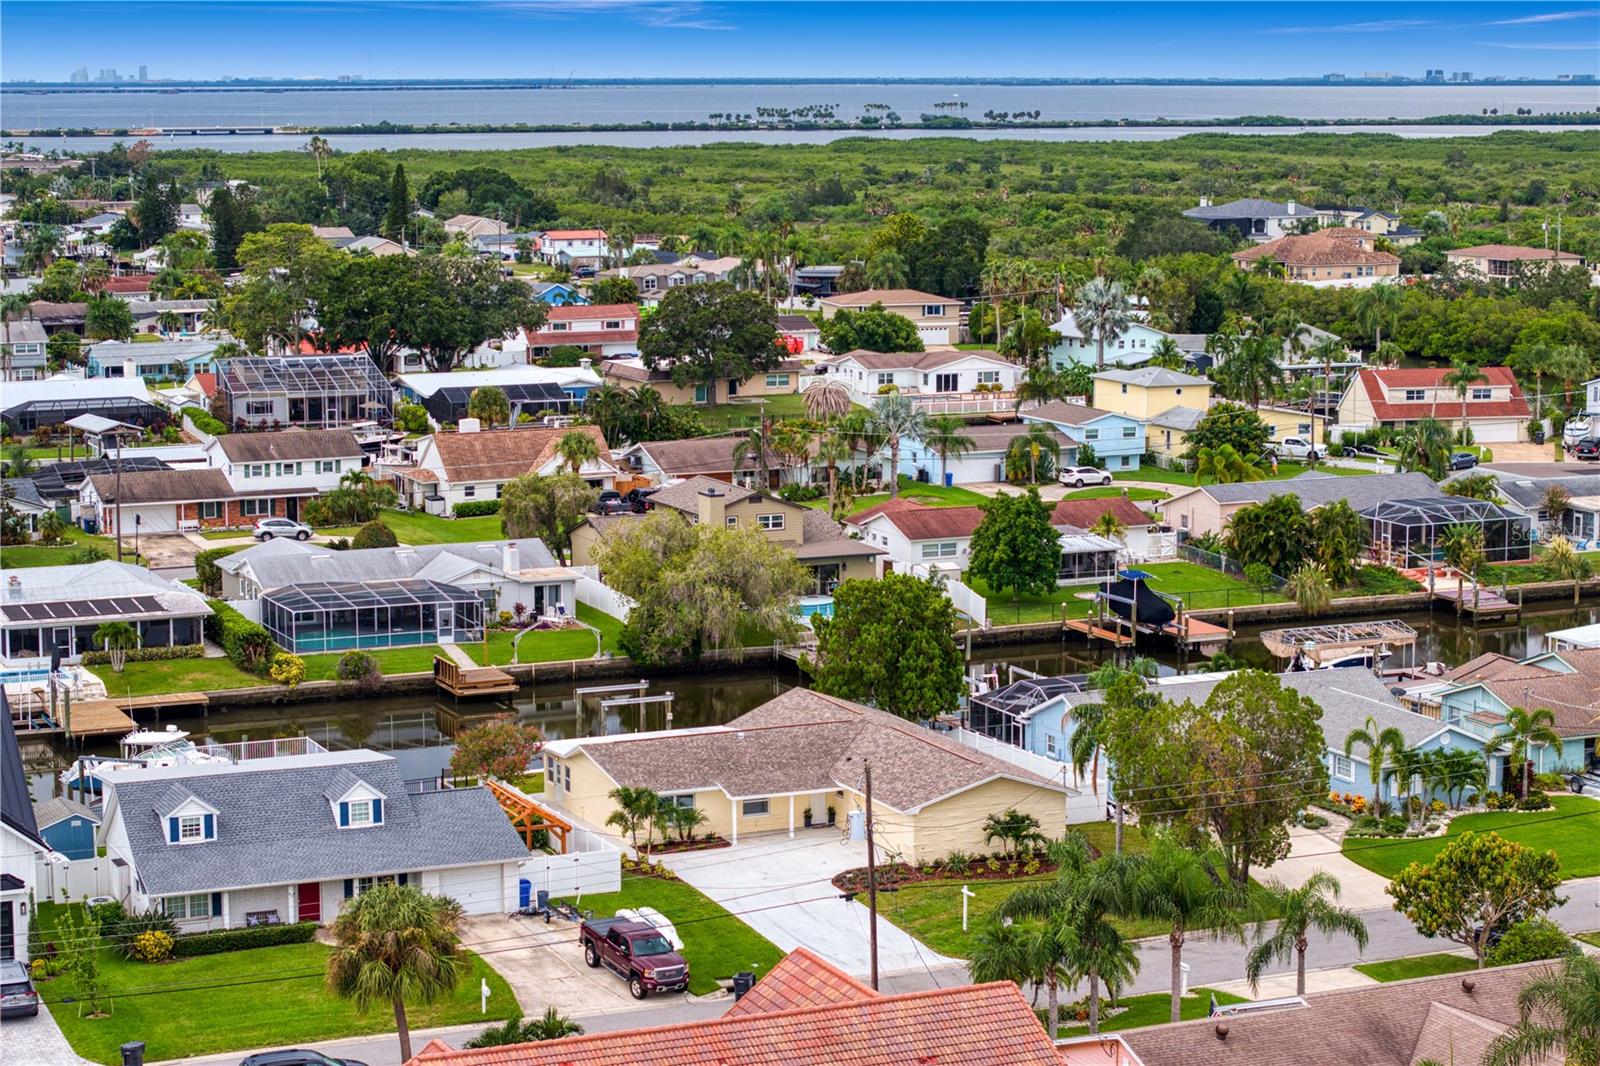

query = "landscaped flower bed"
[[643, 835, 731, 855], [832, 850, 1057, 894]]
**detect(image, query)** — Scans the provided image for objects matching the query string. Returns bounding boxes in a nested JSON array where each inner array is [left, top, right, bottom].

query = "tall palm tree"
[[1244, 873, 1369, 996], [1215, 332, 1281, 409], [921, 415, 976, 487], [1484, 952, 1600, 1066], [803, 379, 853, 422], [1508, 340, 1557, 428], [867, 393, 927, 498], [21, 225, 63, 273], [1442, 354, 1486, 443], [326, 884, 464, 1063], [1395, 418, 1453, 481], [1541, 485, 1571, 539], [1013, 366, 1070, 412], [1089, 511, 1125, 542], [1073, 276, 1133, 371], [814, 430, 853, 518], [1444, 473, 1503, 503], [1306, 334, 1346, 454], [866, 250, 908, 289], [732, 419, 778, 489], [555, 430, 600, 475], [1487, 705, 1562, 798], [1353, 283, 1402, 353], [1344, 714, 1408, 811], [1131, 842, 1248, 1023]]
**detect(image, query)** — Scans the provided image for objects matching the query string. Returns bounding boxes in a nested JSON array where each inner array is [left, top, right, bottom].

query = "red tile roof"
[[1049, 496, 1155, 530], [189, 372, 218, 397], [101, 276, 153, 293], [404, 978, 1064, 1066], [1233, 232, 1400, 268], [849, 499, 986, 540], [1448, 244, 1582, 262], [1354, 365, 1529, 422], [546, 303, 638, 322], [722, 947, 879, 1019]]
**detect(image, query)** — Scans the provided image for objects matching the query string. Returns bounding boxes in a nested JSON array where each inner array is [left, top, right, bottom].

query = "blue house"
[[1049, 312, 1208, 371], [32, 797, 100, 860], [528, 281, 589, 307], [87, 340, 219, 382], [1427, 649, 1600, 789], [1021, 401, 1146, 471]]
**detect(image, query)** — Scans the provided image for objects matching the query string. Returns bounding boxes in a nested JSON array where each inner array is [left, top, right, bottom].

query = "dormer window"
[[348, 799, 375, 826], [179, 814, 206, 841], [339, 796, 383, 827]]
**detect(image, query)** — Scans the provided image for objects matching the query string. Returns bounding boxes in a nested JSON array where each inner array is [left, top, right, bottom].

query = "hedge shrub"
[[171, 921, 317, 957], [452, 500, 501, 518], [82, 644, 202, 666], [182, 406, 229, 436], [206, 598, 276, 675], [194, 545, 242, 595], [352, 520, 398, 549], [1486, 916, 1577, 966]]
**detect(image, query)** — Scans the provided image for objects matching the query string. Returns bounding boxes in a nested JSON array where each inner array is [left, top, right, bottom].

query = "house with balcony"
[[817, 289, 963, 347], [1336, 366, 1531, 443], [524, 303, 640, 359], [216, 355, 393, 431], [1231, 230, 1401, 286], [396, 424, 618, 514], [1019, 401, 1146, 471], [596, 256, 742, 306], [537, 228, 610, 269], [819, 349, 1021, 414], [96, 748, 530, 931], [0, 319, 49, 381], [0, 561, 212, 665], [1445, 244, 1584, 280]]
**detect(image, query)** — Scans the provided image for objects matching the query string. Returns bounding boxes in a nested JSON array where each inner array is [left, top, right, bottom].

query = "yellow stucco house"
[[539, 688, 1078, 862], [1093, 367, 1212, 459]]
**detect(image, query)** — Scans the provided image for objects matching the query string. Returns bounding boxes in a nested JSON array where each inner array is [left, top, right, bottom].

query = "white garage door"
[[128, 504, 179, 534], [435, 865, 505, 915], [1471, 420, 1520, 443], [917, 324, 956, 347]]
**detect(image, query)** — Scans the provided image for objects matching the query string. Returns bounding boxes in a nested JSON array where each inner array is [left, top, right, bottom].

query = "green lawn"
[[467, 604, 625, 664], [33, 904, 515, 1065], [0, 528, 144, 569], [1354, 952, 1478, 983], [314, 510, 508, 545], [695, 393, 811, 431], [561, 874, 783, 995], [1113, 462, 1374, 489], [972, 560, 1281, 626], [1577, 931, 1600, 949], [1055, 988, 1248, 1036], [835, 477, 992, 515], [1342, 795, 1600, 880], [1061, 486, 1169, 502], [90, 645, 447, 697]]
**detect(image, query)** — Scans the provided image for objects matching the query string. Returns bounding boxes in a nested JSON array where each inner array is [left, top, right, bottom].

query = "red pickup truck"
[[579, 917, 689, 999]]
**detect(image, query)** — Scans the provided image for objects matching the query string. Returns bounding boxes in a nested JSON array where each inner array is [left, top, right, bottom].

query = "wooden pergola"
[[486, 778, 573, 854]]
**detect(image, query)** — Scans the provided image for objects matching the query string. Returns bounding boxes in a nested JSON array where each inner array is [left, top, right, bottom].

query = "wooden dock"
[[1432, 584, 1520, 619], [433, 656, 519, 699], [1063, 618, 1135, 647], [1162, 616, 1232, 647], [11, 699, 136, 738]]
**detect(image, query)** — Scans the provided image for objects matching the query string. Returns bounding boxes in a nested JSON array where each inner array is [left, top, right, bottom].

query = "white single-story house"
[[396, 425, 619, 514], [0, 561, 212, 665]]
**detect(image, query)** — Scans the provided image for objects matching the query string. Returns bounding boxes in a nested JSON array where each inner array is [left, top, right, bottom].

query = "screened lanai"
[[1361, 496, 1531, 567], [217, 355, 392, 430], [967, 675, 1087, 747], [260, 579, 484, 653], [416, 382, 575, 425]]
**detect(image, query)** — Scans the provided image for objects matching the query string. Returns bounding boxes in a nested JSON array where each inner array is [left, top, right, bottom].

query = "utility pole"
[[113, 429, 125, 562], [865, 762, 879, 991], [1111, 769, 1124, 855]]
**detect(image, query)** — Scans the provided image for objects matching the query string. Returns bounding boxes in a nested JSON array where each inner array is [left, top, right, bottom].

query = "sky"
[[1, 1, 1597, 82]]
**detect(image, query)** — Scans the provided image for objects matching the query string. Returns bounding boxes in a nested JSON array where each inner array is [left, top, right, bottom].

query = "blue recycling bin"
[[518, 879, 532, 909], [944, 471, 954, 487]]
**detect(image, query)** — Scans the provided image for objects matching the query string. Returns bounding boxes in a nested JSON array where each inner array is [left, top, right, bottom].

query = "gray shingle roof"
[[152, 784, 200, 817], [1192, 471, 1442, 509], [1477, 471, 1600, 509], [216, 428, 363, 463], [1182, 198, 1295, 220], [108, 751, 528, 895], [1094, 367, 1210, 388], [32, 796, 100, 830]]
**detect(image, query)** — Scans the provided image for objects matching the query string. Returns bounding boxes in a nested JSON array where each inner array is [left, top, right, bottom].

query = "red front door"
[[297, 882, 321, 923]]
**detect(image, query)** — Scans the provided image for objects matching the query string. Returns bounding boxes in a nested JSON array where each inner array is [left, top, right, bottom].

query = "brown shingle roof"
[[834, 349, 1004, 371], [87, 468, 235, 505], [849, 499, 985, 540], [1024, 401, 1122, 427], [428, 425, 610, 484], [638, 435, 761, 475], [647, 475, 759, 514], [216, 429, 363, 463], [1049, 496, 1154, 530], [1119, 960, 1555, 1066], [1233, 232, 1400, 268], [775, 314, 821, 332]]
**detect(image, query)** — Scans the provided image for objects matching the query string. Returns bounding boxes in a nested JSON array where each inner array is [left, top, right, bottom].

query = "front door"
[[437, 607, 455, 643], [935, 373, 959, 393], [286, 496, 299, 521], [296, 882, 320, 923], [1, 900, 13, 960]]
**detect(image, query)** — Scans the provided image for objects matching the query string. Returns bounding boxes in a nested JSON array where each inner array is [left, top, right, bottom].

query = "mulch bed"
[[642, 836, 732, 855], [832, 855, 1058, 894]]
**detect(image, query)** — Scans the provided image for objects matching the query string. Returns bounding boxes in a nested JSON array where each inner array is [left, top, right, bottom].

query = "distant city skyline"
[[2, 1, 1597, 82]]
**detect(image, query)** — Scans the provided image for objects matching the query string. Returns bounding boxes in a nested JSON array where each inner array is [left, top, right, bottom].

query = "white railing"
[[906, 394, 1019, 415], [950, 726, 1104, 825], [195, 736, 330, 763]]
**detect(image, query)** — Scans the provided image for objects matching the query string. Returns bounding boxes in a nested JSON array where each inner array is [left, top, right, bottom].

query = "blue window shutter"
[[371, 798, 382, 824], [343, 879, 354, 899], [168, 817, 179, 843], [339, 802, 349, 827], [211, 892, 222, 917], [203, 814, 214, 839], [397, 872, 407, 886]]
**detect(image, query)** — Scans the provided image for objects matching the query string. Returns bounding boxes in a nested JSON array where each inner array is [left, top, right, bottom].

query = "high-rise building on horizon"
[[70, 66, 89, 83], [138, 65, 148, 81], [1424, 69, 1445, 83], [96, 67, 119, 83]]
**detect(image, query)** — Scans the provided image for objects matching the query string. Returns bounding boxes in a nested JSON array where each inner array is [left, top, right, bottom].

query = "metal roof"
[[263, 578, 480, 614], [218, 354, 389, 397]]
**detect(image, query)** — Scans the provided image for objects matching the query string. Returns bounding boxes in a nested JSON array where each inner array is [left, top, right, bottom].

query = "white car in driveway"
[[1058, 465, 1113, 487], [1268, 437, 1321, 461], [253, 517, 313, 541]]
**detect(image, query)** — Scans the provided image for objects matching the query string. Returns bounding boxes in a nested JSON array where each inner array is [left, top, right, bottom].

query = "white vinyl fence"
[[571, 566, 635, 623], [35, 855, 112, 903], [950, 727, 1104, 825]]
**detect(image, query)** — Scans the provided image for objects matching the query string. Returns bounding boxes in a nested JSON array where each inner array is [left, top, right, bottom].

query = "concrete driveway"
[[1259, 817, 1395, 910], [458, 913, 667, 1017], [658, 831, 961, 980], [131, 533, 206, 568]]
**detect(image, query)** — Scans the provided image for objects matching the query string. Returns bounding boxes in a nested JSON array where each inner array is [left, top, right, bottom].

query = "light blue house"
[[33, 797, 100, 861], [1426, 649, 1600, 788], [968, 668, 1485, 806], [1050, 312, 1208, 371], [1021, 401, 1146, 471], [87, 340, 219, 382], [529, 281, 589, 307]]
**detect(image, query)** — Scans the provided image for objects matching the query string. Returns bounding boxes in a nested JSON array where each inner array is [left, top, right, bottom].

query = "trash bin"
[[732, 971, 755, 999], [518, 879, 532, 910], [121, 1042, 146, 1066], [944, 471, 954, 488], [1532, 428, 1547, 444]]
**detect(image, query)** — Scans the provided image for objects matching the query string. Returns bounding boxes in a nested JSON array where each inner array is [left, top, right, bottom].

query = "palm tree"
[[1215, 333, 1281, 409], [968, 918, 1059, 1024], [1424, 747, 1488, 809], [983, 809, 1047, 858], [604, 786, 664, 851], [1285, 561, 1333, 615], [1131, 842, 1248, 1023], [156, 310, 183, 337], [814, 430, 853, 518], [732, 419, 778, 489], [1194, 444, 1264, 485], [1439, 521, 1486, 614], [21, 225, 63, 272], [1244, 873, 1369, 996], [1541, 485, 1571, 538], [1353, 283, 1402, 353], [921, 415, 976, 487], [1442, 354, 1487, 443], [304, 135, 332, 180], [1509, 340, 1558, 429], [1089, 511, 1125, 542], [1487, 705, 1562, 798], [1444, 473, 1503, 502], [867, 393, 927, 498], [1012, 423, 1061, 485], [555, 431, 601, 475], [92, 621, 140, 673], [866, 250, 908, 289], [1073, 276, 1133, 371], [326, 884, 464, 1063], [769, 423, 815, 486], [1484, 952, 1600, 1066], [1013, 366, 1071, 412], [1344, 714, 1408, 811], [1395, 418, 1453, 481], [1542, 534, 1593, 606], [466, 1006, 584, 1048], [803, 379, 853, 422]]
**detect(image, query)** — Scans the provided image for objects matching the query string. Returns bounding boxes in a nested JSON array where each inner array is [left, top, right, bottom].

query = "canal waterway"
[[24, 601, 1599, 801]]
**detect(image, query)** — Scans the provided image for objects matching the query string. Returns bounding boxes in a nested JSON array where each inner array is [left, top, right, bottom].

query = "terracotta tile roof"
[[1119, 960, 1555, 1066], [820, 288, 960, 308], [1049, 496, 1154, 529], [428, 425, 610, 483], [546, 303, 637, 322], [87, 468, 235, 505], [406, 974, 1062, 1066], [1448, 244, 1582, 262], [216, 428, 363, 463], [101, 276, 153, 294], [849, 498, 986, 540], [722, 947, 879, 1019], [189, 373, 218, 397], [1232, 232, 1400, 268], [1355, 366, 1530, 422], [542, 228, 608, 240]]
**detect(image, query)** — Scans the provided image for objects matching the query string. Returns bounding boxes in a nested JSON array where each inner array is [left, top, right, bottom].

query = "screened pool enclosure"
[[261, 579, 484, 653], [1360, 497, 1531, 567]]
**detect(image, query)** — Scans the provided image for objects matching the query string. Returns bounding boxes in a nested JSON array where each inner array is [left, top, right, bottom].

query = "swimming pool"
[[793, 595, 835, 620]]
